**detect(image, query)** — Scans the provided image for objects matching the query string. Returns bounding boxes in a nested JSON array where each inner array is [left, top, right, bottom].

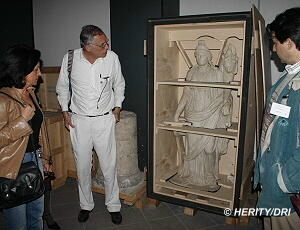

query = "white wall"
[[180, 0, 300, 82], [32, 0, 110, 66], [259, 0, 300, 82], [180, 0, 258, 15], [33, 0, 299, 78]]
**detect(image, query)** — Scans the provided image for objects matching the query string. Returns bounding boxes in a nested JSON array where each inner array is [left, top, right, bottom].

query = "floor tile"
[[235, 217, 263, 230], [202, 223, 237, 230], [93, 191, 106, 202], [141, 202, 174, 221], [0, 214, 4, 230], [92, 195, 107, 214], [84, 211, 116, 229], [0, 178, 265, 230], [119, 207, 146, 225], [164, 202, 185, 216], [46, 217, 84, 230], [148, 216, 187, 230], [118, 222, 153, 230], [203, 210, 226, 225], [52, 202, 80, 220], [51, 189, 79, 206], [176, 211, 218, 230]]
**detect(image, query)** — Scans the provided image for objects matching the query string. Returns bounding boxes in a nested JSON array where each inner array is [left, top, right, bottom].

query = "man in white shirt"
[[56, 25, 125, 224]]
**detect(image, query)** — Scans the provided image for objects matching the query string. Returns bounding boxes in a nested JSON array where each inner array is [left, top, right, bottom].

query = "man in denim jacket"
[[254, 7, 300, 230]]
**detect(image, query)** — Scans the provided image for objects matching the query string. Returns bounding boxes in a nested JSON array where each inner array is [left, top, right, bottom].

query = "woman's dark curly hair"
[[0, 44, 41, 89]]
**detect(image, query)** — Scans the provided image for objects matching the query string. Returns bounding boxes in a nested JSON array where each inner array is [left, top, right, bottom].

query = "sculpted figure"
[[172, 41, 238, 192], [212, 42, 239, 131], [219, 43, 238, 83]]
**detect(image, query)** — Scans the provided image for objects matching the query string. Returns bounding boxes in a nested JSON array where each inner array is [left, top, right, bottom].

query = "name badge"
[[270, 102, 291, 118]]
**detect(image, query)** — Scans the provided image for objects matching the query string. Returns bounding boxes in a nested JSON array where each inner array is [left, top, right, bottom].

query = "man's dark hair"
[[267, 7, 300, 50], [0, 44, 41, 89], [80, 25, 105, 48]]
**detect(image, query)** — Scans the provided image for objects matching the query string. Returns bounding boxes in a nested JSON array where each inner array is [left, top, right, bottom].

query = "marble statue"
[[219, 42, 239, 83], [172, 41, 238, 192]]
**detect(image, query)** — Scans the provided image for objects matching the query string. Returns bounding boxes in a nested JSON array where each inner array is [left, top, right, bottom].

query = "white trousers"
[[70, 113, 121, 212]]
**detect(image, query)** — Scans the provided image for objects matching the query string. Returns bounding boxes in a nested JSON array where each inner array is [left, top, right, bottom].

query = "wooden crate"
[[44, 111, 68, 189], [65, 132, 76, 178], [38, 67, 61, 111], [92, 182, 147, 208], [147, 6, 270, 214]]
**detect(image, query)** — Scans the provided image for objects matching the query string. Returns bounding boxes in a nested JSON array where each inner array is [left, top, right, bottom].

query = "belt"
[[87, 112, 109, 117], [74, 111, 109, 117]]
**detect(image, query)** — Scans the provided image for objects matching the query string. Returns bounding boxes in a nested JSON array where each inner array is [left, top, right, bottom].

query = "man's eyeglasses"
[[90, 41, 109, 48]]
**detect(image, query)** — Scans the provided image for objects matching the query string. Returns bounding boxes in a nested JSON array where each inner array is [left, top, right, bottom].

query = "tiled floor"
[[0, 178, 263, 230]]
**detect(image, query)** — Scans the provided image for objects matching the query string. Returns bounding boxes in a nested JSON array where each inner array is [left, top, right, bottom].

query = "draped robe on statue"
[[175, 65, 231, 190]]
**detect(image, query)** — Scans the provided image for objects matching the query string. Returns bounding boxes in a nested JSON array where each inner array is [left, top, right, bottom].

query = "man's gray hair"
[[80, 25, 104, 48]]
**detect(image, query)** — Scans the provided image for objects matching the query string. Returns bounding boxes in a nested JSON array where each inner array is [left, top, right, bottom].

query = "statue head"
[[220, 43, 238, 74], [194, 40, 212, 66]]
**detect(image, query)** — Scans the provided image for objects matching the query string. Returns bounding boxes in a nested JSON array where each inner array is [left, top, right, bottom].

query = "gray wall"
[[180, 0, 258, 15], [180, 0, 300, 82], [33, 0, 300, 78], [32, 0, 110, 66]]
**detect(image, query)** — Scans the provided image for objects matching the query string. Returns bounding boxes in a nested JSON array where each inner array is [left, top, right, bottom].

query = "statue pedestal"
[[92, 111, 144, 195]]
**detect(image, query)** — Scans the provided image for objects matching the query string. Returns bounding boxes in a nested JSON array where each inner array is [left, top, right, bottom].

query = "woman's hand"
[[42, 160, 53, 179], [43, 161, 52, 172]]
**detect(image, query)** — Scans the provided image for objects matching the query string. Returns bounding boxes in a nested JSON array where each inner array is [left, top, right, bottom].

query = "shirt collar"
[[79, 48, 106, 64], [285, 61, 300, 74], [79, 49, 88, 62]]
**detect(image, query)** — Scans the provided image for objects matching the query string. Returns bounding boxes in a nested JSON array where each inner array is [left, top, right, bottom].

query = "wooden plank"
[[157, 80, 241, 89], [252, 4, 271, 104], [67, 170, 77, 178], [157, 123, 238, 140], [252, 5, 271, 146], [175, 41, 193, 68], [225, 217, 238, 225], [122, 183, 146, 203], [147, 198, 160, 207], [134, 199, 143, 208], [238, 216, 250, 225], [44, 112, 67, 190], [156, 189, 230, 209], [38, 71, 60, 111], [159, 168, 178, 183], [167, 21, 245, 42], [156, 180, 232, 203], [153, 25, 181, 187], [184, 207, 197, 216], [224, 216, 250, 225], [91, 182, 146, 208], [42, 66, 61, 73]]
